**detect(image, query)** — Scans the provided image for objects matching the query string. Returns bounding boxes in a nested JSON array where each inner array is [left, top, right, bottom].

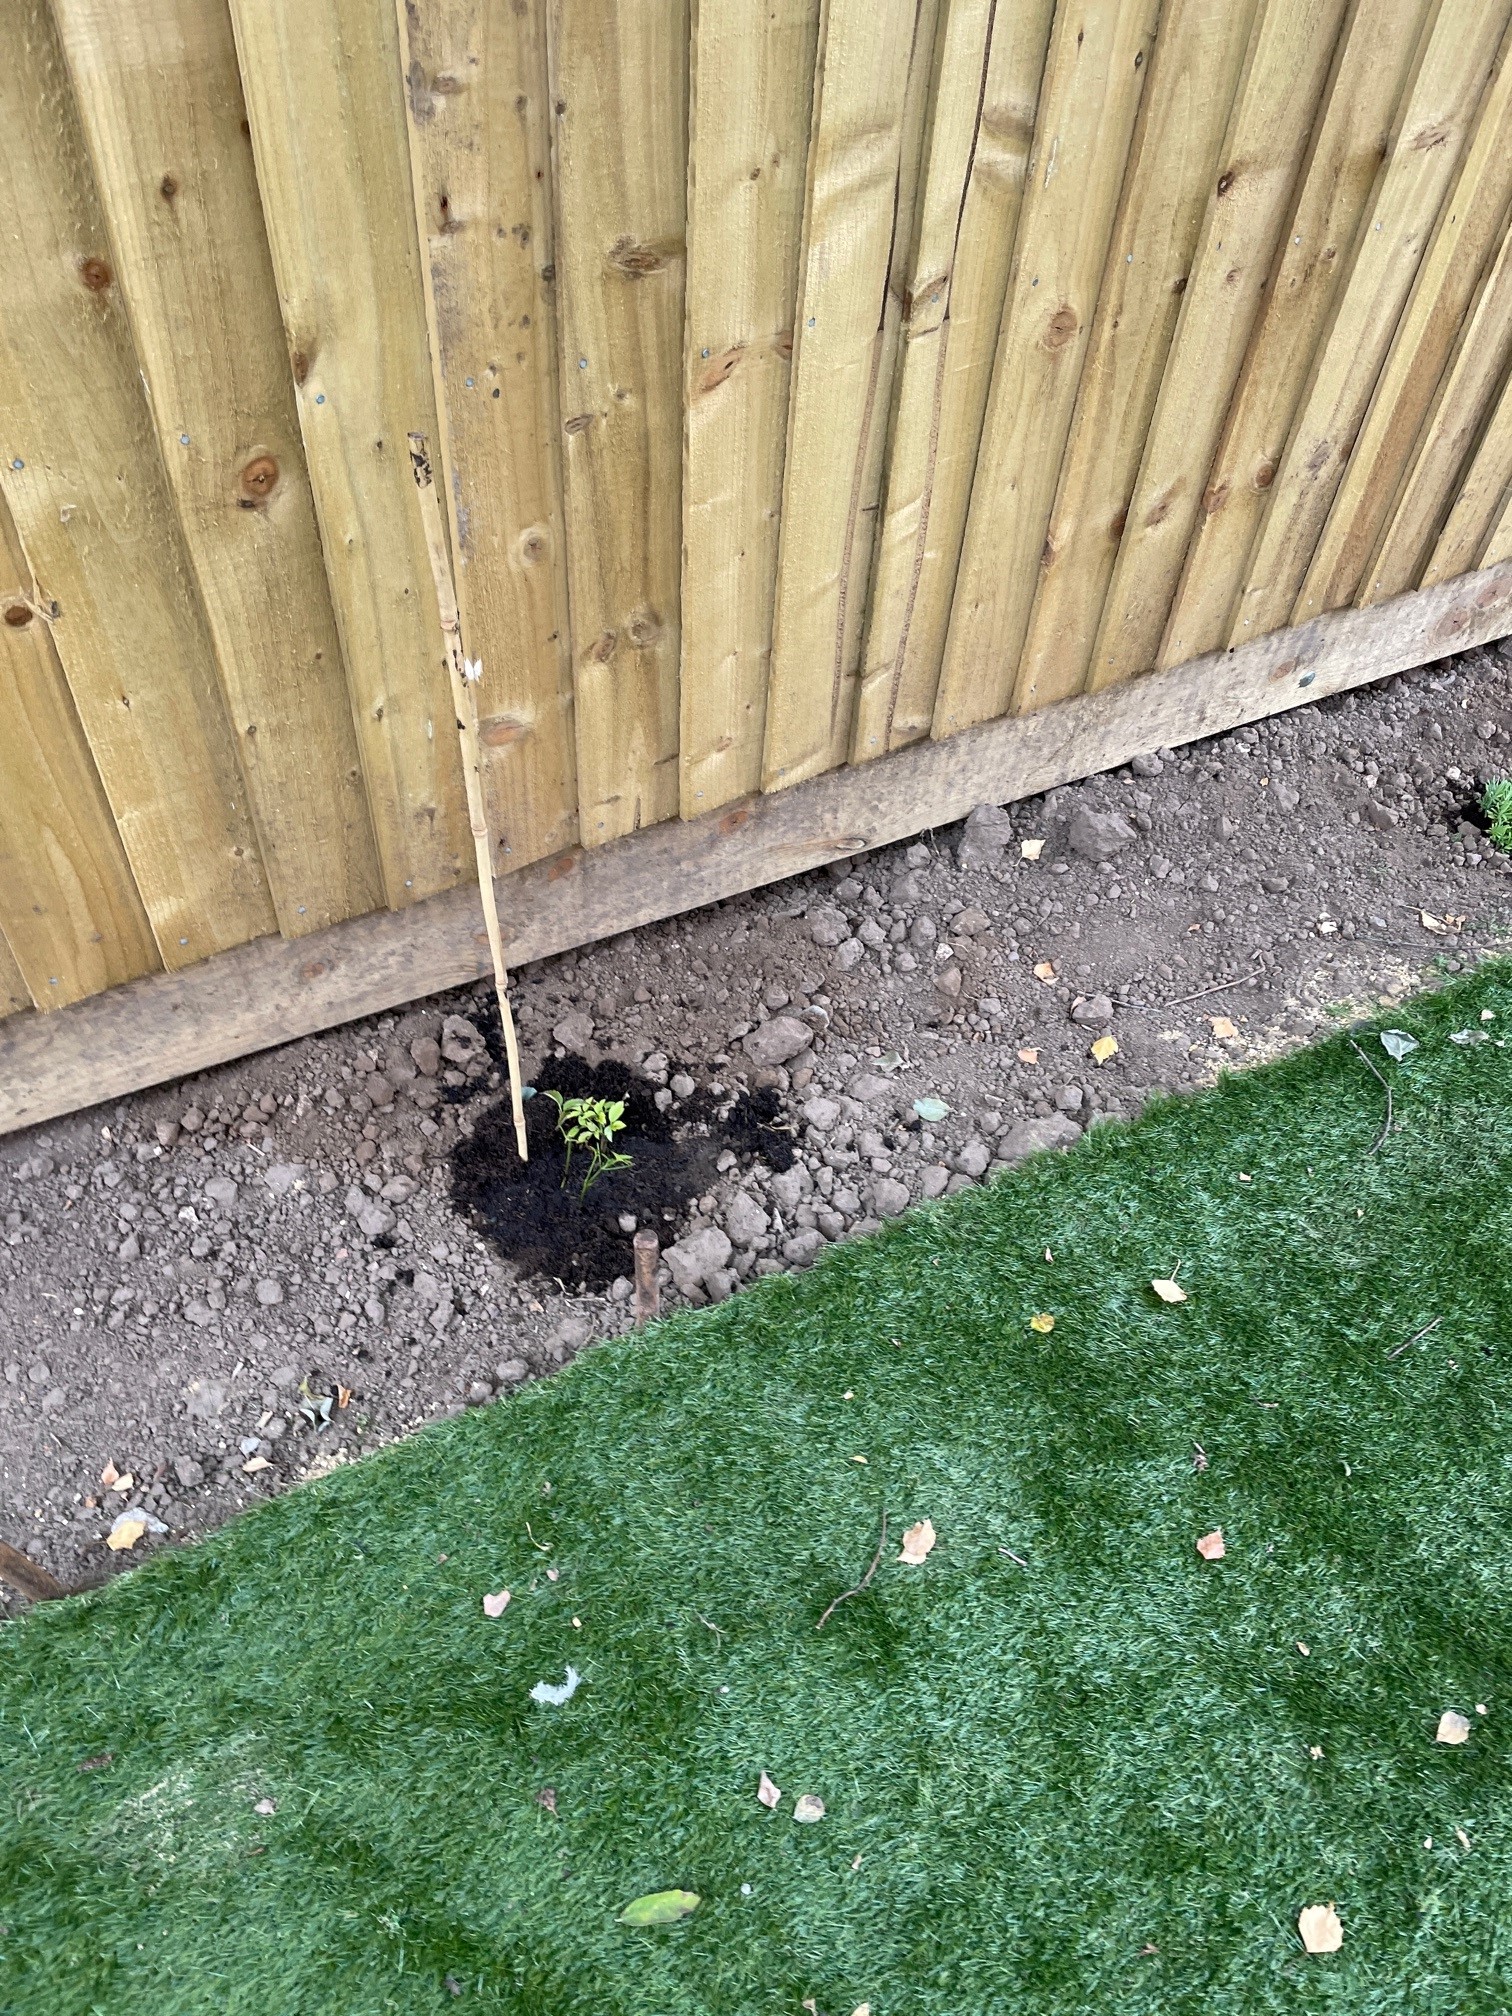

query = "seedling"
[[545, 1092, 633, 1198], [1482, 777, 1512, 853]]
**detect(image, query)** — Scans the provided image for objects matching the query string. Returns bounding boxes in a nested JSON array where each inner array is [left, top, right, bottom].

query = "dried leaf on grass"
[[618, 1889, 699, 1926], [482, 1589, 511, 1618], [1436, 1710, 1471, 1746], [1195, 1529, 1226, 1561], [1151, 1278, 1187, 1304], [898, 1519, 936, 1565], [1090, 1035, 1119, 1064], [1029, 1312, 1055, 1334], [1298, 1903, 1343, 1954], [793, 1794, 826, 1824], [757, 1771, 781, 1810]]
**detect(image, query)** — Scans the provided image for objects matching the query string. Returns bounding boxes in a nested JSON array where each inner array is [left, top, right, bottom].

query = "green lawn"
[[4, 966, 1512, 2015]]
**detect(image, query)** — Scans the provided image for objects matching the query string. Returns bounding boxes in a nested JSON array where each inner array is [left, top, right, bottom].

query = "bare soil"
[[3, 645, 1510, 1599]]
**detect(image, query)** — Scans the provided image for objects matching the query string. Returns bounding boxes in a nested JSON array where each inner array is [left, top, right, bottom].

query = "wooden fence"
[[5, 0, 1512, 1131]]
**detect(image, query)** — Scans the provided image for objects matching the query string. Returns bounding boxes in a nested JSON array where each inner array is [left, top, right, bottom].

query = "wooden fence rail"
[[3, 0, 1512, 1125]]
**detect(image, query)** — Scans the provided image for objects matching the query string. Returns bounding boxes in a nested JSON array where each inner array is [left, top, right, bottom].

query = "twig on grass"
[[1386, 1315, 1442, 1362], [815, 1509, 889, 1631], [1346, 1037, 1394, 1153], [406, 432, 529, 1163]]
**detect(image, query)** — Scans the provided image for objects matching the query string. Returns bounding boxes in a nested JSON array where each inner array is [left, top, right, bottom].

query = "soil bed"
[[449, 1056, 794, 1290]]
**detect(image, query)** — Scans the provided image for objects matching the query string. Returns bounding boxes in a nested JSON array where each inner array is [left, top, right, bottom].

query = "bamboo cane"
[[406, 433, 529, 1161]]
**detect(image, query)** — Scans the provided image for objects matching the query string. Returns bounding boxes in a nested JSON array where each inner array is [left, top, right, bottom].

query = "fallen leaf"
[[1209, 1015, 1239, 1039], [1033, 961, 1056, 983], [1151, 1277, 1187, 1304], [757, 1771, 781, 1810], [1192, 1442, 1208, 1473], [618, 1889, 699, 1927], [253, 1798, 276, 1816], [1420, 911, 1449, 934], [1017, 1047, 1040, 1064], [242, 1455, 270, 1474], [76, 1751, 113, 1772], [1436, 1709, 1471, 1746], [1021, 838, 1045, 860], [913, 1096, 950, 1123], [530, 1665, 582, 1707], [337, 1384, 353, 1409], [99, 1461, 120, 1488], [852, 2005, 872, 2015], [850, 1454, 868, 1465], [1298, 1903, 1343, 1955], [107, 1472, 134, 1495], [1379, 1029, 1418, 1061], [546, 1566, 560, 1581], [482, 1589, 511, 1618], [106, 1514, 146, 1553], [793, 1794, 826, 1824], [1309, 1745, 1324, 1759], [1297, 1642, 1309, 1657], [535, 1787, 557, 1815], [1090, 1034, 1119, 1064], [1029, 1312, 1055, 1334], [898, 1518, 937, 1565], [1196, 1529, 1226, 1561], [1456, 1827, 1472, 1850]]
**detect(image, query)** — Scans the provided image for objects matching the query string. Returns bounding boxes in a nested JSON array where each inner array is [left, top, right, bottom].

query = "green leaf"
[[617, 1889, 699, 1927], [914, 1097, 950, 1123]]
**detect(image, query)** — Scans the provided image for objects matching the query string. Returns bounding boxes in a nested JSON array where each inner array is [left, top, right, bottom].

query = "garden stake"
[[0, 1537, 67, 1603], [633, 1230, 661, 1328], [406, 433, 528, 1162]]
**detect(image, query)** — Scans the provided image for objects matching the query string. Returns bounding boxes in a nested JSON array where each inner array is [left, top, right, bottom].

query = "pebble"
[[723, 1192, 771, 1248], [995, 1114, 1083, 1163], [743, 1015, 813, 1068], [1070, 993, 1114, 1026], [664, 1226, 734, 1296], [808, 905, 851, 948], [1067, 808, 1137, 862], [870, 1178, 911, 1218], [255, 1279, 284, 1306]]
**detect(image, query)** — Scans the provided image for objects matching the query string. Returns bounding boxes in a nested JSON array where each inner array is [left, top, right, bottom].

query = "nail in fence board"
[[52, 0, 384, 936], [547, 0, 688, 845], [680, 0, 821, 817], [398, 0, 580, 873]]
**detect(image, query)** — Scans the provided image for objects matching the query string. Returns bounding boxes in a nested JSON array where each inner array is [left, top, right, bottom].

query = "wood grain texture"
[[761, 0, 939, 790], [398, 0, 579, 872], [680, 0, 821, 816], [932, 0, 1161, 737], [51, 0, 382, 936], [851, 0, 1056, 761], [1367, 217, 1512, 600], [1161, 0, 1433, 665], [1013, 0, 1259, 713], [7, 557, 1511, 1133], [1086, 0, 1353, 693], [0, 491, 159, 1009], [548, 0, 688, 844], [1424, 349, 1512, 586], [0, 939, 29, 1020], [1231, 0, 1511, 646], [228, 0, 468, 908], [1486, 486, 1512, 569], [1300, 15, 1512, 617], [0, 0, 275, 972]]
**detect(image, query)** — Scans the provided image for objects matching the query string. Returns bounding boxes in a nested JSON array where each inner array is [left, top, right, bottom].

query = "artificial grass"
[[4, 969, 1512, 2015]]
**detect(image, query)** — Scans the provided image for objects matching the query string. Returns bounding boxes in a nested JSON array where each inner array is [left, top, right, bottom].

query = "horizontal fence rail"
[[3, 0, 1512, 1118]]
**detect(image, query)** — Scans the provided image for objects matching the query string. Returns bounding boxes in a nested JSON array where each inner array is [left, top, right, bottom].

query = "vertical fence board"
[[932, 0, 1161, 738], [228, 0, 468, 908], [0, 493, 160, 1008], [1366, 221, 1512, 601], [1423, 357, 1512, 586], [0, 939, 28, 1019], [1013, 0, 1259, 714], [1085, 0, 1352, 694], [852, 0, 1056, 761], [548, 0, 688, 844], [397, 0, 579, 872], [1161, 0, 1432, 665], [679, 0, 821, 816], [1300, 21, 1512, 617], [761, 0, 937, 790], [1230, 0, 1511, 646], [0, 0, 275, 972], [52, 0, 383, 936]]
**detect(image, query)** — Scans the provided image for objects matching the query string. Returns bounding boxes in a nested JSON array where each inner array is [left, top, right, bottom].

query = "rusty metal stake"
[[0, 1537, 67, 1603], [632, 1229, 661, 1329]]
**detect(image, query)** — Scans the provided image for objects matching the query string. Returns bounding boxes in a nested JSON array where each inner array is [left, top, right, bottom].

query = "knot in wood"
[[77, 256, 113, 292], [625, 607, 663, 649], [607, 235, 670, 280], [240, 454, 280, 501], [3, 601, 33, 628], [1043, 304, 1078, 350]]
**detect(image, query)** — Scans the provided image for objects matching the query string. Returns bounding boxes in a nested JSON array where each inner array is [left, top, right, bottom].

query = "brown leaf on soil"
[[757, 1771, 781, 1810], [1298, 1903, 1343, 1954], [1436, 1710, 1471, 1745], [898, 1518, 937, 1565], [1017, 1047, 1040, 1064], [105, 1516, 146, 1553], [1090, 1034, 1119, 1063], [1209, 1015, 1239, 1039], [1196, 1529, 1226, 1561], [1033, 961, 1056, 982]]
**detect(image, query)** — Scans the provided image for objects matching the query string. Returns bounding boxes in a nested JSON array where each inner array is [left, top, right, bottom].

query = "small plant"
[[1482, 777, 1512, 853], [545, 1091, 633, 1199]]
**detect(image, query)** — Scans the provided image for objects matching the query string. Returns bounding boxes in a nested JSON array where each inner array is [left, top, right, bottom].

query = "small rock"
[[411, 1035, 441, 1076], [155, 1119, 181, 1149], [173, 1455, 205, 1489], [117, 1234, 141, 1262], [957, 802, 1013, 869], [465, 1381, 494, 1407], [1067, 808, 1137, 862], [743, 1015, 814, 1069], [769, 1167, 808, 1213], [934, 964, 963, 997], [1271, 779, 1300, 813], [953, 907, 991, 936], [870, 1178, 910, 1219], [553, 1009, 594, 1052], [203, 1176, 238, 1212], [670, 1072, 695, 1101], [664, 1226, 734, 1296], [953, 1138, 991, 1178], [808, 905, 851, 949], [1365, 801, 1398, 830], [833, 938, 866, 971], [1070, 993, 1114, 1026], [724, 1192, 771, 1248], [440, 1014, 486, 1066], [254, 1279, 284, 1307], [1055, 1084, 1085, 1114], [180, 1106, 204, 1133], [495, 1359, 529, 1386], [1130, 752, 1163, 777], [39, 1387, 66, 1415], [184, 1379, 227, 1420], [802, 1095, 842, 1133], [995, 1114, 1083, 1163], [920, 1164, 950, 1199], [847, 1074, 892, 1105], [344, 1185, 395, 1241], [705, 1269, 737, 1304], [264, 1162, 306, 1197], [782, 1229, 825, 1266]]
